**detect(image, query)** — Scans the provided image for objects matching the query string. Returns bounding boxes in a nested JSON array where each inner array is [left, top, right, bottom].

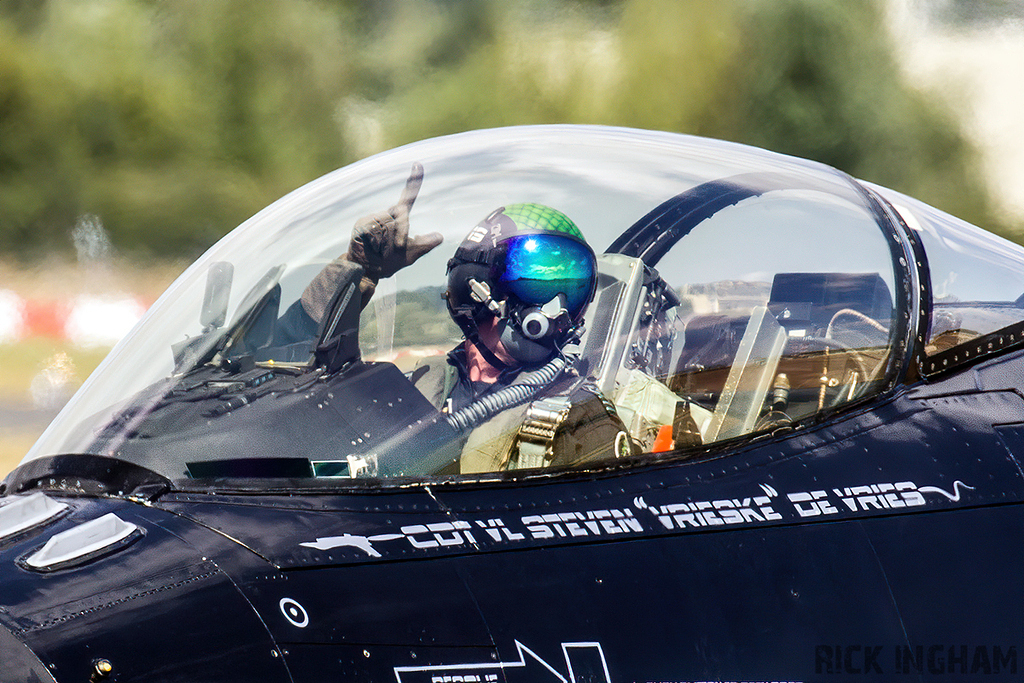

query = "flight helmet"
[[446, 203, 598, 367]]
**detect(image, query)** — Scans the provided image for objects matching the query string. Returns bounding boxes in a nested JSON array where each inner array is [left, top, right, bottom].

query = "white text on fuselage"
[[399, 509, 642, 550], [299, 480, 972, 558], [644, 496, 782, 530], [786, 482, 929, 518]]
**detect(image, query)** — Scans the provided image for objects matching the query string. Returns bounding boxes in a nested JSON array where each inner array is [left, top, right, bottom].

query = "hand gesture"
[[347, 162, 443, 281]]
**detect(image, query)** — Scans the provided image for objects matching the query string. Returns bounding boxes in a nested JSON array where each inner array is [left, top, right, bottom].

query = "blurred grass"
[[0, 434, 36, 478], [0, 340, 109, 477], [0, 339, 108, 400], [0, 258, 182, 479]]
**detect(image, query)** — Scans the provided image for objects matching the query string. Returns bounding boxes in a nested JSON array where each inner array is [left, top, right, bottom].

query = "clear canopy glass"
[[20, 126, 924, 484], [873, 185, 1024, 354]]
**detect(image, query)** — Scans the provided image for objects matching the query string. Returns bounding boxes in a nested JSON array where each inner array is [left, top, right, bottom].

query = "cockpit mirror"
[[200, 262, 233, 332]]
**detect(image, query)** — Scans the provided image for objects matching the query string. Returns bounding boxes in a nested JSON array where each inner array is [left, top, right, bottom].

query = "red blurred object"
[[22, 300, 70, 338]]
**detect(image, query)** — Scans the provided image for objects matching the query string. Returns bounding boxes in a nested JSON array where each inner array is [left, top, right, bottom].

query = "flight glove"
[[347, 162, 443, 282], [301, 163, 443, 321]]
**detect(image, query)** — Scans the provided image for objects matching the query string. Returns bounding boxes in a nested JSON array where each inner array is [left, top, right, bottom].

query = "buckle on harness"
[[512, 396, 572, 469]]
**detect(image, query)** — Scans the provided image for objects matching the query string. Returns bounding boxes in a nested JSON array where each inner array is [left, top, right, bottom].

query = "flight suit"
[[409, 348, 631, 474]]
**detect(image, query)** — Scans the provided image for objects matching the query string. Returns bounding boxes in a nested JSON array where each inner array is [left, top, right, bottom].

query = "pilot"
[[292, 164, 631, 473]]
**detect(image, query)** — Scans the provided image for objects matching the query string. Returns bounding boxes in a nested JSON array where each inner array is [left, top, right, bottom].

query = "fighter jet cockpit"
[[14, 126, 1024, 683], [14, 127, 939, 485]]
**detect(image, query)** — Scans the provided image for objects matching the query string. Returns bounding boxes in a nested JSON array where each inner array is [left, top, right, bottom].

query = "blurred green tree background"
[[0, 0, 1013, 259]]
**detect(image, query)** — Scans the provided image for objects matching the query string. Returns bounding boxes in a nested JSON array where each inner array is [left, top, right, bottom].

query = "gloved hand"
[[347, 162, 443, 281], [301, 163, 443, 321]]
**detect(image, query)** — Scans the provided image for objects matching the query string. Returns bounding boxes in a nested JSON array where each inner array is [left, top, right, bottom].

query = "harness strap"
[[509, 396, 573, 469]]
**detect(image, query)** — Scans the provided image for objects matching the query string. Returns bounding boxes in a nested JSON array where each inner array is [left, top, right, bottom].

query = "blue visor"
[[498, 234, 596, 315]]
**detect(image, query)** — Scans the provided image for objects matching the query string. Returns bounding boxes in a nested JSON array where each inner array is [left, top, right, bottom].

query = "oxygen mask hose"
[[445, 355, 569, 433]]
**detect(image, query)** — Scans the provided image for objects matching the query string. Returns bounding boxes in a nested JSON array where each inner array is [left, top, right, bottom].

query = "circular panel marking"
[[279, 597, 309, 628]]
